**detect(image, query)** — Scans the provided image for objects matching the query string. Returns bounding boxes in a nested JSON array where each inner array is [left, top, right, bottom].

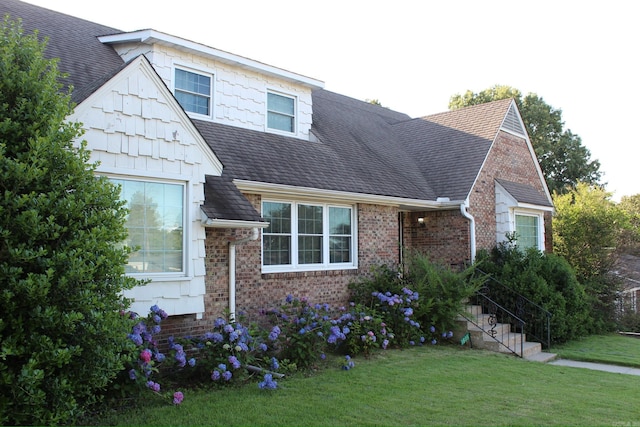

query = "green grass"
[[93, 342, 640, 426], [554, 333, 640, 367]]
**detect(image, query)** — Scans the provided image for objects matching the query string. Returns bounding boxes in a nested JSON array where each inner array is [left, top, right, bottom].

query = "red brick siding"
[[199, 198, 400, 323], [402, 210, 471, 268], [470, 131, 551, 252]]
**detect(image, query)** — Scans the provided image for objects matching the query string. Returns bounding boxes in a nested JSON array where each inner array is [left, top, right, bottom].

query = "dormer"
[[99, 30, 324, 140]]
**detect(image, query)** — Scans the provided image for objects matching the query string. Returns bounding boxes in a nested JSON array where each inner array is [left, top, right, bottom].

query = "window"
[[262, 201, 355, 271], [267, 92, 295, 133], [515, 214, 539, 250], [111, 178, 185, 274], [175, 68, 212, 116]]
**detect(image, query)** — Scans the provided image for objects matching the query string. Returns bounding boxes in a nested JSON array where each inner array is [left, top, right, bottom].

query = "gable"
[[501, 102, 527, 137], [68, 55, 223, 178]]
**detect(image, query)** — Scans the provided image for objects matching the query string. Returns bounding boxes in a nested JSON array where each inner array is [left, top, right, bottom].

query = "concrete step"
[[525, 351, 557, 363], [458, 305, 547, 360]]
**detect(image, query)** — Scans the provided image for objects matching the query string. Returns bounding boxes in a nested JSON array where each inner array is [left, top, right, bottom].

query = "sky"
[[22, 0, 640, 201]]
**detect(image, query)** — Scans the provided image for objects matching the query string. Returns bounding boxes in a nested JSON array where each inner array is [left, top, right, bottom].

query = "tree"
[[0, 17, 139, 424], [552, 183, 627, 332], [449, 85, 602, 195], [618, 194, 640, 255]]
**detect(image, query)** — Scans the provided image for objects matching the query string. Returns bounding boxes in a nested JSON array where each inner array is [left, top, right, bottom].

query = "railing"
[[474, 269, 552, 350], [463, 292, 526, 357]]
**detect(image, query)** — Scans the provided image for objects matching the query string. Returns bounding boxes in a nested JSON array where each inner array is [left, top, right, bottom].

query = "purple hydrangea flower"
[[173, 391, 184, 405]]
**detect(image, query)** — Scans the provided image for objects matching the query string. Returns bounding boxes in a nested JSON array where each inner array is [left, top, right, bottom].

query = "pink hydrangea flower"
[[140, 349, 152, 363], [173, 391, 184, 405]]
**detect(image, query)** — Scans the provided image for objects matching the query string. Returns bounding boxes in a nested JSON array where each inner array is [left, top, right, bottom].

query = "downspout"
[[460, 203, 476, 263], [229, 228, 259, 322]]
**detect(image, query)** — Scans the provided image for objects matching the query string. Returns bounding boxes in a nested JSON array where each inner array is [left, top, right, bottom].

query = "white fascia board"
[[202, 218, 270, 229], [516, 202, 554, 212], [233, 179, 464, 210], [99, 30, 324, 90]]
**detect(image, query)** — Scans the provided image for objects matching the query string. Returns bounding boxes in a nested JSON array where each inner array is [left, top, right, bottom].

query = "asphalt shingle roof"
[[2, 0, 125, 101], [3, 1, 546, 221], [496, 178, 553, 207], [202, 174, 264, 223]]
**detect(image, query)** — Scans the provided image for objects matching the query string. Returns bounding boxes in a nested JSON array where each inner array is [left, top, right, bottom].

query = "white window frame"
[[266, 91, 297, 135], [261, 199, 357, 273], [512, 209, 544, 251], [110, 176, 189, 279], [173, 65, 214, 120]]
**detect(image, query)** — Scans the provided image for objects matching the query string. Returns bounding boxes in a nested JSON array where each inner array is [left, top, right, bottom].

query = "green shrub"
[[0, 17, 139, 424], [349, 253, 480, 341], [476, 243, 590, 344]]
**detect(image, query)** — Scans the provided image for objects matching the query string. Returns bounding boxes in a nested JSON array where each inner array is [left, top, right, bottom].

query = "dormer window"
[[175, 68, 212, 117], [267, 92, 295, 133]]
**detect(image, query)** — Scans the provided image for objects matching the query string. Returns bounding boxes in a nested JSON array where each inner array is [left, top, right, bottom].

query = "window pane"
[[263, 202, 292, 266], [176, 69, 210, 96], [268, 92, 294, 115], [113, 179, 184, 274], [516, 215, 538, 250], [263, 202, 291, 234], [175, 69, 211, 115], [175, 91, 209, 115], [267, 112, 294, 132], [263, 235, 291, 265], [267, 92, 295, 132], [298, 236, 322, 264], [329, 207, 351, 235], [298, 205, 323, 234], [330, 236, 351, 263]]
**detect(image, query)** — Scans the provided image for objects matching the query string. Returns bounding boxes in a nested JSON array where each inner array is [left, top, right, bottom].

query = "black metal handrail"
[[462, 292, 525, 357], [474, 269, 552, 349]]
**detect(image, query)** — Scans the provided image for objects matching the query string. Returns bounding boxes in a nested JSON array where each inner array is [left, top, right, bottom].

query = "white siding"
[[68, 57, 221, 318], [111, 44, 314, 139]]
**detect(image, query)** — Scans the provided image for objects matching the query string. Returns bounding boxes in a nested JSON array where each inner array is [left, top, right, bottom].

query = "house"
[[3, 1, 553, 338]]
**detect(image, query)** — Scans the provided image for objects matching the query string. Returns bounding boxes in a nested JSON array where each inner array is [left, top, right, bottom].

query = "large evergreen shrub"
[[0, 17, 139, 424], [475, 243, 590, 344]]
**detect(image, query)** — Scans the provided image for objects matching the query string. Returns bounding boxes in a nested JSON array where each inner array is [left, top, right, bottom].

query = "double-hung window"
[[515, 213, 540, 251], [267, 92, 295, 133], [111, 178, 186, 275], [262, 201, 355, 271], [175, 68, 212, 117]]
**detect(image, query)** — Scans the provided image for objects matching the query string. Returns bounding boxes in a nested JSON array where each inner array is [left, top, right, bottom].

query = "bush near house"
[[349, 252, 482, 338], [0, 17, 140, 425], [475, 243, 590, 344]]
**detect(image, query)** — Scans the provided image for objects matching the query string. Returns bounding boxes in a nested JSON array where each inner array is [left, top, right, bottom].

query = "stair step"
[[459, 305, 547, 360], [525, 351, 557, 363]]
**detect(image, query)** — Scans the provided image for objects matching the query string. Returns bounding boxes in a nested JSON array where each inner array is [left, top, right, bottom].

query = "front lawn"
[[92, 344, 640, 426], [553, 333, 640, 367]]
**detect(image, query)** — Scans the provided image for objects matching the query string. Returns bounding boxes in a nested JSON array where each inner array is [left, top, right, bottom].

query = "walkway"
[[549, 359, 640, 376]]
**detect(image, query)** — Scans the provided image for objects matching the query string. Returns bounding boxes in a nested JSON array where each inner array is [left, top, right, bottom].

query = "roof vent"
[[501, 103, 526, 137]]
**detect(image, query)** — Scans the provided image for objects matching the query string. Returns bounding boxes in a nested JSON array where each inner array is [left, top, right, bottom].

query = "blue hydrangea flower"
[[259, 343, 268, 352], [258, 373, 278, 389], [222, 371, 232, 381], [188, 358, 196, 367], [271, 357, 279, 371], [211, 370, 220, 381]]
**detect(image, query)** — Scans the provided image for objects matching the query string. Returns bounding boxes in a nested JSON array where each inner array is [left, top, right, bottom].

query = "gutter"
[[460, 202, 476, 263], [228, 228, 259, 322]]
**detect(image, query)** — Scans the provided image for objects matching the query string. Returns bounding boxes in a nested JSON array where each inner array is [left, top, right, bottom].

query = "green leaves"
[[0, 16, 141, 425]]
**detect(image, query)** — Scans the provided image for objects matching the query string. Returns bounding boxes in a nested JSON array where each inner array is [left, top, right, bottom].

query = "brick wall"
[[403, 210, 471, 268], [469, 131, 551, 252], [197, 198, 401, 326]]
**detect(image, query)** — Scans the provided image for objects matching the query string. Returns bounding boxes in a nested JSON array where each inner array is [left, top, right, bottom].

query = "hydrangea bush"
[[115, 281, 457, 406]]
